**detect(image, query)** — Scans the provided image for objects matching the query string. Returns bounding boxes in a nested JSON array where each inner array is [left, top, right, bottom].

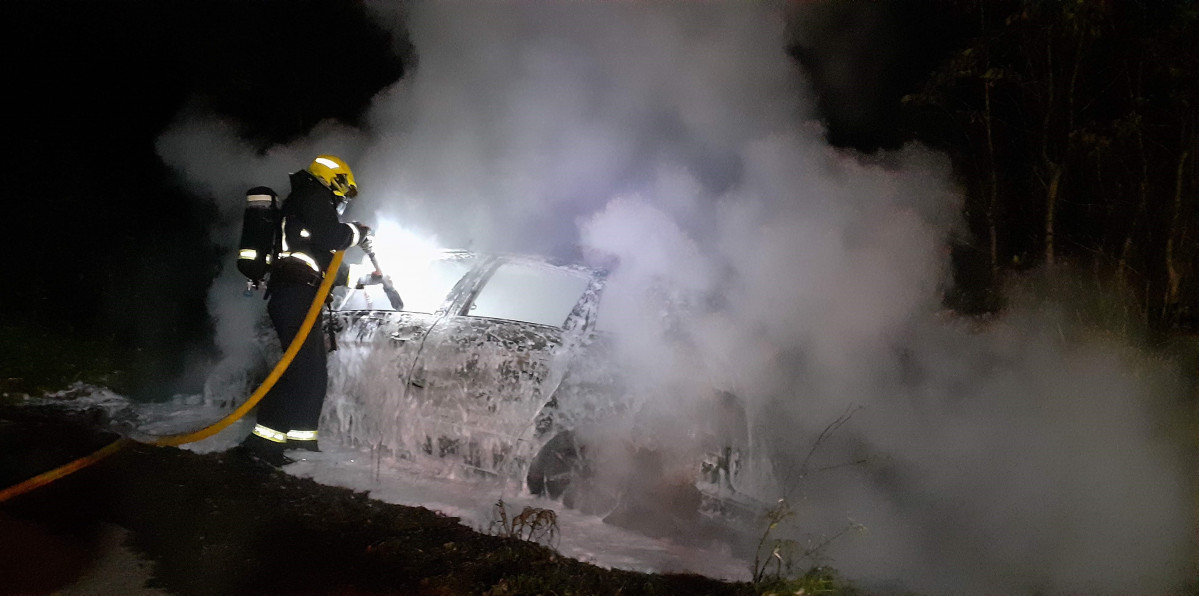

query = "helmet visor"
[[333, 173, 358, 198]]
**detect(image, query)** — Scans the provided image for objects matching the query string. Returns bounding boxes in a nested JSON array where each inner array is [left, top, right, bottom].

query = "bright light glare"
[[370, 217, 444, 269], [340, 216, 471, 313]]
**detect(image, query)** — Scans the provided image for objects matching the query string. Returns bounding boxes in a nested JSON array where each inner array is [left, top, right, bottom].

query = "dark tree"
[[905, 0, 1199, 333]]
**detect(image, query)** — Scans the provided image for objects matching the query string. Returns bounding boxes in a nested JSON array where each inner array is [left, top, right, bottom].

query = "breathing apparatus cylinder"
[[237, 186, 281, 294]]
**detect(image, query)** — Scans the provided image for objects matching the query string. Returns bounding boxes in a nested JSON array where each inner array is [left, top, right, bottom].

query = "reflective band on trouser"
[[285, 429, 318, 441], [252, 424, 287, 443], [278, 252, 320, 272], [239, 248, 258, 260]]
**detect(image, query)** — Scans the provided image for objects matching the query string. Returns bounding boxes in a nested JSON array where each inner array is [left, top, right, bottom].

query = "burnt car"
[[317, 249, 753, 521]]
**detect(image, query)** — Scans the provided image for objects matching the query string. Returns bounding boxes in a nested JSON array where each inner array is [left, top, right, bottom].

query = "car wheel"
[[527, 430, 580, 499], [527, 431, 620, 516]]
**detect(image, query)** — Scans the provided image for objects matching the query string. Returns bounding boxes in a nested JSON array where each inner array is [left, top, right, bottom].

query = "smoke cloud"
[[157, 2, 1195, 593]]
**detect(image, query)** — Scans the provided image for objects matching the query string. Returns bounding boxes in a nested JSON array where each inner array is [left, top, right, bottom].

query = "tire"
[[526, 431, 621, 515], [526, 431, 581, 500]]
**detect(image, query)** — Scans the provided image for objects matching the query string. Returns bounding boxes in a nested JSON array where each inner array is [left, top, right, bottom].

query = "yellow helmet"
[[307, 155, 358, 198]]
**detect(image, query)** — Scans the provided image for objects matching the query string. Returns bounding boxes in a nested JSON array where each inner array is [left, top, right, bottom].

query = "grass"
[[0, 321, 128, 398], [488, 499, 560, 547]]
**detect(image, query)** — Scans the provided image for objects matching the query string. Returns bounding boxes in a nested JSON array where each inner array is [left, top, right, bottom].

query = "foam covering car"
[[311, 250, 755, 522]]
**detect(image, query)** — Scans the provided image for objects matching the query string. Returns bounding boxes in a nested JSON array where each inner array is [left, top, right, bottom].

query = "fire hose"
[[0, 251, 346, 503]]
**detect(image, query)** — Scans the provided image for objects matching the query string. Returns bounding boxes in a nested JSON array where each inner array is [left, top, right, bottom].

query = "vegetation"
[[487, 499, 561, 547], [0, 321, 127, 398], [751, 498, 861, 594], [904, 1, 1199, 334], [746, 409, 867, 596]]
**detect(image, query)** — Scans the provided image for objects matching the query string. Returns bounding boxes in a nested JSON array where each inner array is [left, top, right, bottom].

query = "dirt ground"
[[0, 404, 754, 596]]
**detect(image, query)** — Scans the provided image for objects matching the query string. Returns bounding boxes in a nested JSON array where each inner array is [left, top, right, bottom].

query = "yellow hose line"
[[145, 250, 345, 446], [0, 251, 345, 503], [0, 437, 131, 503]]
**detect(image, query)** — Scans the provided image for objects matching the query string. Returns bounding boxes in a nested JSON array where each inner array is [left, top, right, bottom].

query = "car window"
[[337, 255, 475, 314], [466, 262, 590, 328]]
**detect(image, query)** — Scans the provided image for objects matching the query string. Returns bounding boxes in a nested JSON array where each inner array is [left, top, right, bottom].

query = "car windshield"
[[336, 254, 476, 314], [466, 262, 591, 328]]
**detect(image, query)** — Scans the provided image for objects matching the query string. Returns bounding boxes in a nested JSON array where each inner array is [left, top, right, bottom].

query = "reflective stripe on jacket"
[[278, 170, 363, 275]]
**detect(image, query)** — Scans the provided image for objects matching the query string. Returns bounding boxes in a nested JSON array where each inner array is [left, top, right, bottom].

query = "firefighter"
[[240, 154, 371, 466]]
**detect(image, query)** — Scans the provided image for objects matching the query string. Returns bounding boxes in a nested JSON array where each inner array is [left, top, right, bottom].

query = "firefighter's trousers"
[[256, 281, 326, 444]]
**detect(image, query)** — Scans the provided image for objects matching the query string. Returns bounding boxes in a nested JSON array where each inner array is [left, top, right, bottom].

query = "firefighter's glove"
[[353, 223, 374, 252]]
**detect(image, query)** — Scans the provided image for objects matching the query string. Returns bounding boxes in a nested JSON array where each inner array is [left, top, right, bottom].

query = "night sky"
[[5, 1, 951, 395]]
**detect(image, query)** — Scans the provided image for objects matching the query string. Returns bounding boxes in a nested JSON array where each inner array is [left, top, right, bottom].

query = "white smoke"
[[156, 2, 1195, 593]]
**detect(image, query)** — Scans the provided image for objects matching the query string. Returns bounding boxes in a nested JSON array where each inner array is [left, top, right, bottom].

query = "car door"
[[404, 258, 597, 475], [322, 251, 482, 454]]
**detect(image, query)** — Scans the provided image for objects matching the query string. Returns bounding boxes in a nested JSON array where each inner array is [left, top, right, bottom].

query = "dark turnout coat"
[[276, 170, 363, 280]]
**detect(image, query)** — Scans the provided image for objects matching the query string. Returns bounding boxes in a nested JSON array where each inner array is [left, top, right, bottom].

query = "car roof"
[[438, 249, 606, 279]]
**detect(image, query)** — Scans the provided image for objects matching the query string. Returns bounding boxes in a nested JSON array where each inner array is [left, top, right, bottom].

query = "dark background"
[[5, 1, 1194, 399], [4, 1, 407, 396]]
